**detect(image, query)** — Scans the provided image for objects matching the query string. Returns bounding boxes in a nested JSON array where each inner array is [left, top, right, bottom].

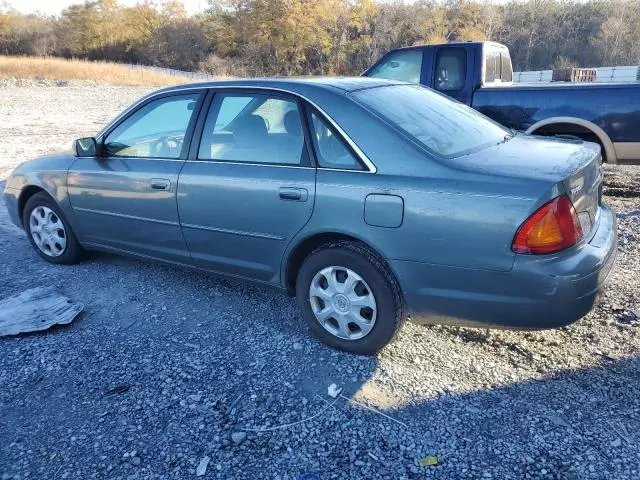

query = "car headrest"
[[234, 115, 268, 143], [284, 110, 302, 137]]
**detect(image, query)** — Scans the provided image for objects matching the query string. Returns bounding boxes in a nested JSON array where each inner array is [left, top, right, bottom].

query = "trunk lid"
[[448, 134, 603, 237], [563, 147, 603, 239]]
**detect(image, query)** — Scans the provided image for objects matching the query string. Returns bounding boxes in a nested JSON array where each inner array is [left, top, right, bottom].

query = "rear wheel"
[[296, 241, 406, 355], [23, 192, 84, 264]]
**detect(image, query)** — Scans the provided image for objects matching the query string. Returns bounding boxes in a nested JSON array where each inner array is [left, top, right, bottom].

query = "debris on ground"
[[104, 385, 131, 397], [230, 431, 247, 445], [195, 455, 210, 476], [327, 383, 342, 398], [0, 286, 83, 336], [419, 456, 440, 467]]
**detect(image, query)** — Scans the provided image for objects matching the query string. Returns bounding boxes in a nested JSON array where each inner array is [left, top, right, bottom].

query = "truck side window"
[[501, 54, 513, 82], [485, 49, 500, 83], [434, 48, 466, 92], [485, 47, 513, 83], [367, 49, 423, 83]]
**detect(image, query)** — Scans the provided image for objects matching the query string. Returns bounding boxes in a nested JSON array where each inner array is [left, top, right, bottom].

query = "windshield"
[[352, 84, 508, 157]]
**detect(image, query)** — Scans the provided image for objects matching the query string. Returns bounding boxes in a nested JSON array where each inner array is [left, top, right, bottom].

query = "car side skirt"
[[81, 241, 287, 293]]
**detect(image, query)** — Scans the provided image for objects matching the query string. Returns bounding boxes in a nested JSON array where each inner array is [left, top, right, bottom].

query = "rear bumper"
[[393, 205, 618, 329], [3, 187, 21, 228]]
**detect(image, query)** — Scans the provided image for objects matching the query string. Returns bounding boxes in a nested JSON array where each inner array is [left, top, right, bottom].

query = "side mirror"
[[73, 137, 98, 157]]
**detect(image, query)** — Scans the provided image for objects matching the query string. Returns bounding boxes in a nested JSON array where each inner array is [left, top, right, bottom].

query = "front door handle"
[[150, 178, 171, 190], [279, 187, 308, 202]]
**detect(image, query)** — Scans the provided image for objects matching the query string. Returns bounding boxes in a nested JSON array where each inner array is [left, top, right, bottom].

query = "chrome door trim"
[[183, 159, 314, 170]]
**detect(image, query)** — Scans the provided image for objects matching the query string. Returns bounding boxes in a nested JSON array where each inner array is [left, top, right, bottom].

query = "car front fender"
[[5, 153, 80, 232]]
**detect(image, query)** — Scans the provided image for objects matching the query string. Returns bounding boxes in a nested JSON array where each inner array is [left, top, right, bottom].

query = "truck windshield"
[[352, 84, 508, 157]]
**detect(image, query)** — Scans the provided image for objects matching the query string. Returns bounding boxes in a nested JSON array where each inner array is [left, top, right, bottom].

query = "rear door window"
[[367, 49, 423, 83], [434, 48, 466, 92], [198, 93, 307, 166]]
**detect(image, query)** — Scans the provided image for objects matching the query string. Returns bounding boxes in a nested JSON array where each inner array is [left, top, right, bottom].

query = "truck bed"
[[482, 82, 640, 90], [472, 82, 640, 162]]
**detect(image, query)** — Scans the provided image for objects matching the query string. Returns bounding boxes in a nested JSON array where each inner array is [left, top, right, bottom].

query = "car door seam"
[[279, 168, 318, 286], [175, 159, 195, 262], [73, 206, 180, 226]]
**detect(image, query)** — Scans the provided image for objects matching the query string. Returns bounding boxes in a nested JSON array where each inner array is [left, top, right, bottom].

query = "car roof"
[[156, 76, 403, 95], [382, 41, 505, 53]]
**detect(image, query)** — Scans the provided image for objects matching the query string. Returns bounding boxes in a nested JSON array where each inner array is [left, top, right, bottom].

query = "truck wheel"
[[295, 241, 406, 355], [23, 192, 84, 265]]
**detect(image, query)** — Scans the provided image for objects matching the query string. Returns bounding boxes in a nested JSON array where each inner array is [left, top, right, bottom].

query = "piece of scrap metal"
[[0, 287, 83, 336]]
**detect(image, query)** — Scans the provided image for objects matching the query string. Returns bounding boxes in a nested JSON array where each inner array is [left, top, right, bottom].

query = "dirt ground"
[[1, 82, 639, 479]]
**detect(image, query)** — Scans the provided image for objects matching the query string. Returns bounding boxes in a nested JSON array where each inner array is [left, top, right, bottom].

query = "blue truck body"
[[364, 41, 640, 163]]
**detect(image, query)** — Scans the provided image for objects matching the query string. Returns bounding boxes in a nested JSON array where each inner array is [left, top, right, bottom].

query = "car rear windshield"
[[352, 84, 508, 157]]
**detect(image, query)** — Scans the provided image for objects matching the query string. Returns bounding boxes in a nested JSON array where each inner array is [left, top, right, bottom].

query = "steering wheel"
[[151, 135, 183, 157]]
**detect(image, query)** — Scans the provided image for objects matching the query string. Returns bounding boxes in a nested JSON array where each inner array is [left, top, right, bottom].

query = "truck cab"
[[364, 42, 513, 105], [365, 41, 640, 164]]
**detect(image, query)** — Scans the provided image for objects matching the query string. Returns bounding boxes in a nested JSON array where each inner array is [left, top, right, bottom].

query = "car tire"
[[296, 241, 406, 355], [22, 192, 84, 265]]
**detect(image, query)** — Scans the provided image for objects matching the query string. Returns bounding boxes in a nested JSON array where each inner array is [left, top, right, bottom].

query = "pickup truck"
[[364, 41, 640, 164]]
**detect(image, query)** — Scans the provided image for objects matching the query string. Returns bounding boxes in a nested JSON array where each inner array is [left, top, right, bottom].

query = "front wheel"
[[296, 241, 406, 355], [22, 192, 84, 264]]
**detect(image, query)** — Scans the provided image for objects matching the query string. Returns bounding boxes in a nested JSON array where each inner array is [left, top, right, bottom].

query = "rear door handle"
[[279, 187, 308, 202], [150, 178, 171, 190]]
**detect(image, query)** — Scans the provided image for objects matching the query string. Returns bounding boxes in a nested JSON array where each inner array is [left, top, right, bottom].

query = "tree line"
[[1, 0, 639, 76]]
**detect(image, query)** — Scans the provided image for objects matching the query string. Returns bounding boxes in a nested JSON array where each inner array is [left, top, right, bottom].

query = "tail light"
[[512, 195, 583, 254]]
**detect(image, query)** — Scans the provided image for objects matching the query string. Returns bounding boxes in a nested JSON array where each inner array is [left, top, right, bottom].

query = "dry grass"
[[0, 55, 199, 86]]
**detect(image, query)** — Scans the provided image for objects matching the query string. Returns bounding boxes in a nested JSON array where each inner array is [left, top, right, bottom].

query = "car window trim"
[[302, 103, 367, 172], [193, 88, 314, 168], [97, 90, 206, 161], [181, 85, 376, 173], [188, 89, 214, 160], [183, 159, 315, 170], [97, 89, 206, 140]]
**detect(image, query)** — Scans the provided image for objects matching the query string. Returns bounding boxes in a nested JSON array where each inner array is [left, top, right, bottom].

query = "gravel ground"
[[1, 81, 639, 480]]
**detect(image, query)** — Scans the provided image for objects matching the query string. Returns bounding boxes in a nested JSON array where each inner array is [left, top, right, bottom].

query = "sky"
[[4, 0, 209, 16]]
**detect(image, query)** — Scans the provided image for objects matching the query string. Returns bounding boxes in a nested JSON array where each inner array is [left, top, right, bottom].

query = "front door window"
[[104, 94, 200, 159]]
